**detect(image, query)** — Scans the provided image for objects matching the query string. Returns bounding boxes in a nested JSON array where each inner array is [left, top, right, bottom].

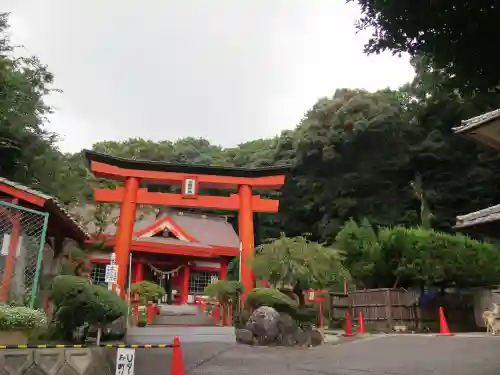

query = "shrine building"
[[82, 206, 240, 304], [81, 150, 290, 304], [454, 109, 500, 236]]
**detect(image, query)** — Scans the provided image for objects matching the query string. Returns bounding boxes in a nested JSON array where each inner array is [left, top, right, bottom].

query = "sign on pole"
[[105, 264, 118, 283], [116, 348, 135, 375]]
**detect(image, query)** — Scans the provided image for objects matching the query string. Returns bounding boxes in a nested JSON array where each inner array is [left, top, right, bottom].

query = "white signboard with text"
[[116, 348, 135, 375], [105, 264, 118, 283]]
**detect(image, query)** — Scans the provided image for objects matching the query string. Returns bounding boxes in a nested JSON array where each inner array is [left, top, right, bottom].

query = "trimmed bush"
[[50, 275, 90, 306], [49, 275, 127, 341], [0, 304, 47, 331], [244, 288, 298, 314], [204, 280, 243, 304], [131, 281, 165, 304], [244, 288, 318, 324]]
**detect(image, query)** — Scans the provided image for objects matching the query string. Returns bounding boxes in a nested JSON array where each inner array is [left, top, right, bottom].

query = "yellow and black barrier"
[[0, 344, 176, 349]]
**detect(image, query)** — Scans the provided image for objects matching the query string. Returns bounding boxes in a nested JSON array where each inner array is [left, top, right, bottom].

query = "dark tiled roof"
[[453, 109, 500, 134], [83, 149, 291, 178], [0, 177, 90, 240], [455, 204, 500, 229]]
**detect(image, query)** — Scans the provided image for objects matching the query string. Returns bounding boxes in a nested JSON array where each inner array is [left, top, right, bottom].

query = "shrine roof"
[[132, 237, 211, 248], [0, 177, 89, 242], [455, 204, 500, 229], [74, 205, 239, 248], [83, 149, 291, 178], [453, 109, 500, 134]]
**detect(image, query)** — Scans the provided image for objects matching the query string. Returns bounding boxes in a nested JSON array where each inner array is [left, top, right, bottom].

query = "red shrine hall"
[[83, 150, 289, 304]]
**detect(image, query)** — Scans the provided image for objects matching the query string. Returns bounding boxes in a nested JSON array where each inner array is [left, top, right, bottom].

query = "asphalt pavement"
[[134, 334, 500, 375]]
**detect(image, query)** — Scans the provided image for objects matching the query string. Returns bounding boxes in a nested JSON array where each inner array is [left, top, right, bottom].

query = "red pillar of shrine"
[[114, 177, 140, 294], [180, 265, 190, 304], [238, 184, 255, 302], [133, 261, 144, 283], [219, 260, 227, 281]]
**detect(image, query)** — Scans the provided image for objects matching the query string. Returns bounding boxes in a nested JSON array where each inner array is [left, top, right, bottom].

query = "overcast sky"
[[4, 0, 414, 153]]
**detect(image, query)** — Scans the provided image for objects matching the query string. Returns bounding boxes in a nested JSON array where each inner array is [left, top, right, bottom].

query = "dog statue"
[[483, 303, 500, 334]]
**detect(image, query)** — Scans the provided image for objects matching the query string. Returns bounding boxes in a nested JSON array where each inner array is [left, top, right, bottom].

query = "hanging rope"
[[147, 263, 185, 279]]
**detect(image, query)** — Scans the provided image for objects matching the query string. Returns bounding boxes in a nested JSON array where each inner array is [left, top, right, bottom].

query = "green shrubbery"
[[204, 280, 243, 304], [131, 281, 165, 304], [49, 275, 127, 341], [0, 304, 47, 331], [244, 288, 317, 323], [336, 220, 500, 289]]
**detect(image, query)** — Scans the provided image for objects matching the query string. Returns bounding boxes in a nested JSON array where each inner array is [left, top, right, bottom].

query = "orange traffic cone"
[[358, 311, 366, 334], [171, 336, 185, 375], [438, 307, 454, 336], [344, 312, 354, 337]]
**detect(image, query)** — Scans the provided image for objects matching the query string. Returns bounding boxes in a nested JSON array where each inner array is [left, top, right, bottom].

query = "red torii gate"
[[83, 150, 290, 300]]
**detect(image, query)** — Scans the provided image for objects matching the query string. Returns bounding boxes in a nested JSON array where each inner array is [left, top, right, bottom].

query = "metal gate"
[[0, 200, 49, 308]]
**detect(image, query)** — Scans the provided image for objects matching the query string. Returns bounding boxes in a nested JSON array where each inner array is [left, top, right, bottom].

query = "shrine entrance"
[[83, 150, 290, 303]]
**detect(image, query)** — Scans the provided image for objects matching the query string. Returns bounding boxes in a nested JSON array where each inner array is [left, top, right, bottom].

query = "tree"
[[0, 12, 69, 197], [252, 234, 350, 305], [335, 218, 381, 288], [350, 0, 500, 93], [336, 219, 500, 289]]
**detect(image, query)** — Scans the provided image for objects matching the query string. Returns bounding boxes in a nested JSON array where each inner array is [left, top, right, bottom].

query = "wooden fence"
[[329, 288, 477, 332]]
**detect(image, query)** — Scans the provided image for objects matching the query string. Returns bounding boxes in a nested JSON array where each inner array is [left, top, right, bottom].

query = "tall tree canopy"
[[350, 0, 500, 93], [0, 12, 79, 203], [4, 10, 500, 270]]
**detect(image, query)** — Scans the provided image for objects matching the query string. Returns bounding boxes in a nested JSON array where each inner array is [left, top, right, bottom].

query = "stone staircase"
[[152, 304, 217, 326], [125, 304, 236, 344]]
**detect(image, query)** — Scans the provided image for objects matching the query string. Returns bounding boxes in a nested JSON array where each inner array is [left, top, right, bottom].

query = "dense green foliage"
[[131, 281, 165, 304], [204, 280, 243, 305], [350, 0, 500, 94], [244, 288, 298, 313], [252, 234, 349, 297], [244, 288, 317, 323], [336, 220, 500, 289], [0, 304, 47, 331], [49, 275, 127, 340], [5, 9, 500, 292]]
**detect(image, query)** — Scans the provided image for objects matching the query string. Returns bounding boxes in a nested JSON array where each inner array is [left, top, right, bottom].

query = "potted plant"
[[0, 304, 47, 345]]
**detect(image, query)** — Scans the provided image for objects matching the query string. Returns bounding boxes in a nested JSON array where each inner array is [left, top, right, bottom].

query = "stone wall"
[[0, 348, 115, 375]]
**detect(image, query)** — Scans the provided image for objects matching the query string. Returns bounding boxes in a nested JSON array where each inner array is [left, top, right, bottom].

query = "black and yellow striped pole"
[[0, 344, 176, 349]]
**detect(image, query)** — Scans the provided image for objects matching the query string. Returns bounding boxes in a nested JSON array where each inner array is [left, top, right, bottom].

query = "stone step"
[[152, 313, 216, 326], [152, 304, 217, 326], [126, 326, 236, 344]]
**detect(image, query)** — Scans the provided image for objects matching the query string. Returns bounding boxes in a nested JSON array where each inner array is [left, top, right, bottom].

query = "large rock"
[[235, 328, 254, 345], [238, 306, 323, 347], [245, 306, 281, 345]]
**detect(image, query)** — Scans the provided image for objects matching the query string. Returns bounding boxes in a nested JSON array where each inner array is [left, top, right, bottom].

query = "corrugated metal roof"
[[0, 177, 90, 239], [453, 109, 500, 134]]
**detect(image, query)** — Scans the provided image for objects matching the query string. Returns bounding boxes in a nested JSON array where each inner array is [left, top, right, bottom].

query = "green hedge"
[[0, 304, 47, 331]]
